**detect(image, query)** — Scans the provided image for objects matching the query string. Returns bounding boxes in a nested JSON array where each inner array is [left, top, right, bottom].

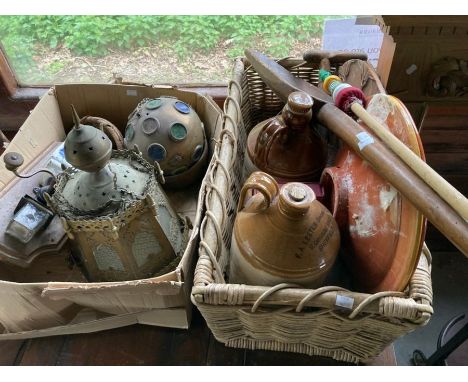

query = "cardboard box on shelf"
[[0, 84, 223, 339]]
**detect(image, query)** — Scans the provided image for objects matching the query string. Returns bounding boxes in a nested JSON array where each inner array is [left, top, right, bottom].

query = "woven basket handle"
[[80, 116, 124, 150], [238, 171, 279, 213]]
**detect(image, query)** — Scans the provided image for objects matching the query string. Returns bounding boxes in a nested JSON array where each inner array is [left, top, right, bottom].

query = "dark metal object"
[[244, 49, 468, 257], [426, 57, 468, 97], [303, 49, 368, 64], [33, 176, 56, 205], [412, 313, 468, 365], [65, 105, 113, 173]]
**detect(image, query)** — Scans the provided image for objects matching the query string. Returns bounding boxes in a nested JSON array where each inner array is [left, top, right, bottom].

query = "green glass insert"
[[170, 123, 187, 141], [146, 98, 162, 110]]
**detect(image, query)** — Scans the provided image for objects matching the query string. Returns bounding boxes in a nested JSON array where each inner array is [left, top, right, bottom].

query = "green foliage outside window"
[[0, 15, 341, 84]]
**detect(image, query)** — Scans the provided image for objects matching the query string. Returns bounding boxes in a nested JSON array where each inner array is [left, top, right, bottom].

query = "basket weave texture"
[[191, 57, 434, 364]]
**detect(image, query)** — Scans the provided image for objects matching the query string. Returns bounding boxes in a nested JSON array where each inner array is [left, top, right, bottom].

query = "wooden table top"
[[0, 308, 396, 366]]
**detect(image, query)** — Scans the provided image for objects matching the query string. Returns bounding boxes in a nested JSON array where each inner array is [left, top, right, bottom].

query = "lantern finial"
[[71, 104, 81, 130]]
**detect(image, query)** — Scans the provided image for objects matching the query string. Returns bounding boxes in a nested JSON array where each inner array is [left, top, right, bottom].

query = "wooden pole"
[[351, 101, 468, 221]]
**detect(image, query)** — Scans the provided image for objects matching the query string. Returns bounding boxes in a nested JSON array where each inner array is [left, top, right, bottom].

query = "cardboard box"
[[0, 84, 223, 339]]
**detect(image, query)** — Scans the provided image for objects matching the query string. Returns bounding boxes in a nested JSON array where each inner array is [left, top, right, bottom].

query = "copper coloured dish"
[[321, 93, 426, 293]]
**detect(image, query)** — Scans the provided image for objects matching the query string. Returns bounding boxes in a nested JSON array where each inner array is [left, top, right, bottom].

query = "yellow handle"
[[351, 101, 468, 222]]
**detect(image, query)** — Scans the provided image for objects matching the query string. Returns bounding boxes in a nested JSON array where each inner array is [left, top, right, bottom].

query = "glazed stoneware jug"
[[244, 91, 327, 182], [229, 172, 340, 287]]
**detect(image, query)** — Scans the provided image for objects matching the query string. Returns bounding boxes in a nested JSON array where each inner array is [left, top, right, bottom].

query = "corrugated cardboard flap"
[[0, 307, 189, 339], [0, 90, 65, 189]]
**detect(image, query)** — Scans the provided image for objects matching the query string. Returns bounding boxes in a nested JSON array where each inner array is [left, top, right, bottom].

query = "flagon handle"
[[253, 119, 286, 170], [238, 171, 279, 212]]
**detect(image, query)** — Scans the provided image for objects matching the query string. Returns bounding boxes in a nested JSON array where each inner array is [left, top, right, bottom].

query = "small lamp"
[[3, 152, 56, 243]]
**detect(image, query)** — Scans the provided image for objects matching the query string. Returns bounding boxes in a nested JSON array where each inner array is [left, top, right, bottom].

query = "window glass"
[[0, 15, 352, 86]]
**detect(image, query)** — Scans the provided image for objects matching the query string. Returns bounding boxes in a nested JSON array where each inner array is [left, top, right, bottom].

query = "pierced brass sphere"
[[124, 97, 207, 188], [64, 105, 112, 172]]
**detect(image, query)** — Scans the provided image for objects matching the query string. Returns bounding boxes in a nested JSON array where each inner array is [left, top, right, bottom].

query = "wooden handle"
[[351, 102, 468, 222]]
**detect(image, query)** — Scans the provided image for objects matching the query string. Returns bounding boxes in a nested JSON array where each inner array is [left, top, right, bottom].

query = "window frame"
[[0, 47, 227, 104]]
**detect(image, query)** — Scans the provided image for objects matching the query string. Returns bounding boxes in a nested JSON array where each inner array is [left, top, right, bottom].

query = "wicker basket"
[[191, 56, 434, 364]]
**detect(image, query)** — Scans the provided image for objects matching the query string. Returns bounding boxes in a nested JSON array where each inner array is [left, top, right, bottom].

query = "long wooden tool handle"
[[351, 102, 468, 222], [317, 103, 468, 257]]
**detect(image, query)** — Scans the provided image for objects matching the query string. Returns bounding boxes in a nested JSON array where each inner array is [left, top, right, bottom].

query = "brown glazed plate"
[[321, 93, 426, 293]]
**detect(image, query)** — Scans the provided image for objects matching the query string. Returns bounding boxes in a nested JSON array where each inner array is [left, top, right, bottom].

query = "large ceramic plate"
[[321, 94, 426, 293]]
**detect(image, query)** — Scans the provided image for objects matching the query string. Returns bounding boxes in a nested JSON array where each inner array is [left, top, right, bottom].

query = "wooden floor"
[[0, 308, 396, 366]]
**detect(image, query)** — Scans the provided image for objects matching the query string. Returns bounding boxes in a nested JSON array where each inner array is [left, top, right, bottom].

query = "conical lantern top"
[[71, 104, 82, 131], [64, 105, 112, 172]]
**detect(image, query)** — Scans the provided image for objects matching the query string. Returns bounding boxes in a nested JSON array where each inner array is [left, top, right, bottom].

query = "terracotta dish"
[[321, 94, 427, 293]]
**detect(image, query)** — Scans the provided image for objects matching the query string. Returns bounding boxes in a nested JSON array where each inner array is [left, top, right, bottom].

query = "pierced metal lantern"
[[47, 106, 188, 282], [124, 97, 208, 188]]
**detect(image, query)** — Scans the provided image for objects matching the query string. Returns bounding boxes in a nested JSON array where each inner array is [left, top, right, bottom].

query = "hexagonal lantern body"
[[124, 97, 208, 188], [48, 110, 188, 282]]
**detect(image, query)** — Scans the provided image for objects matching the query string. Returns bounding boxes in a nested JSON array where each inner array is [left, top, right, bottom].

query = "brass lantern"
[[47, 106, 189, 282], [124, 97, 208, 189]]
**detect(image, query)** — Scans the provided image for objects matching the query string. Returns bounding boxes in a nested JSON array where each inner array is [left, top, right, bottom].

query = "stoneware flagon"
[[321, 94, 426, 293], [244, 91, 327, 182], [229, 171, 340, 287], [124, 96, 208, 189]]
